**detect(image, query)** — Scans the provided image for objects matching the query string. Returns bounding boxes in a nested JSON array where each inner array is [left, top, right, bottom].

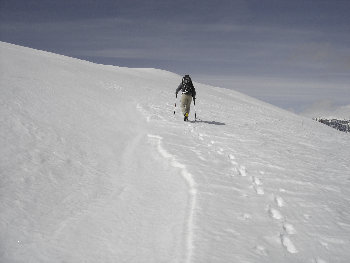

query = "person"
[[175, 74, 196, 121]]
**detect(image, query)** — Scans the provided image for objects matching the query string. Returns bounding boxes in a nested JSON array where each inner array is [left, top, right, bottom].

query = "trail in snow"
[[147, 134, 196, 263], [2, 42, 350, 263], [136, 89, 349, 263], [1, 43, 189, 263], [138, 102, 287, 260]]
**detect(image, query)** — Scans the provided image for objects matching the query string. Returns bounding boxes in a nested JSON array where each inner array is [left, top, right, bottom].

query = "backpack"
[[182, 75, 194, 94]]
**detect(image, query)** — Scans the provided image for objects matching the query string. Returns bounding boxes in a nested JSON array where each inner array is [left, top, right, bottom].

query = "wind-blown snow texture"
[[1, 42, 350, 263]]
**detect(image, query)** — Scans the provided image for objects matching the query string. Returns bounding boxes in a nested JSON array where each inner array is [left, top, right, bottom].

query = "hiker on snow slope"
[[175, 74, 196, 121]]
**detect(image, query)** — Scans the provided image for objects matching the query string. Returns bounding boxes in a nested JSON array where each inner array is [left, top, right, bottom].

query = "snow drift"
[[1, 42, 350, 263]]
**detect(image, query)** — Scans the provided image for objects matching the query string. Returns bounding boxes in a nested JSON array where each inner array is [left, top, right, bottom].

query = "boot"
[[184, 113, 189, 121]]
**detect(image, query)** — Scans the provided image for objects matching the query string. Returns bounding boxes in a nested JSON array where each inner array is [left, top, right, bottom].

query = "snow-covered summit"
[[1, 42, 350, 263]]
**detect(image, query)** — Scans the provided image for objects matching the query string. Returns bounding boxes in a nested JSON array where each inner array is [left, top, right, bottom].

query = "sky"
[[1, 0, 349, 114]]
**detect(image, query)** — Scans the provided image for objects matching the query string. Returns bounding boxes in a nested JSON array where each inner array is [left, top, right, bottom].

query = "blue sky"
[[1, 0, 349, 113]]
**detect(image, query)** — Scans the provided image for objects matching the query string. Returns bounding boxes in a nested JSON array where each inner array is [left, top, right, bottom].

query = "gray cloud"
[[196, 74, 350, 112], [301, 100, 350, 119], [1, 0, 349, 113]]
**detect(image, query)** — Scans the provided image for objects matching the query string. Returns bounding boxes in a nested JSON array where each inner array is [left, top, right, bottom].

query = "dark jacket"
[[175, 82, 196, 98]]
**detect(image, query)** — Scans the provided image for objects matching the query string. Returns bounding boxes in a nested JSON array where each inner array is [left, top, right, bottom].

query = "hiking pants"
[[181, 94, 192, 115]]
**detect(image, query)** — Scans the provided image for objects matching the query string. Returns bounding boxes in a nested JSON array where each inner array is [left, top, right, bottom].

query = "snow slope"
[[1, 42, 350, 263]]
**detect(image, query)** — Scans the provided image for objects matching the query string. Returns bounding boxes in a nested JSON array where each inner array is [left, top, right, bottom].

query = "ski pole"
[[174, 93, 177, 115], [194, 98, 197, 121]]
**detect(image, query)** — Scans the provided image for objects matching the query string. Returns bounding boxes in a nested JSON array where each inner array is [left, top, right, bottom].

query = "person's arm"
[[175, 84, 182, 97]]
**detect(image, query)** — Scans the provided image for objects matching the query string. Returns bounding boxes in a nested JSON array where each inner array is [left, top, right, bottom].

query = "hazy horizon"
[[1, 0, 349, 114]]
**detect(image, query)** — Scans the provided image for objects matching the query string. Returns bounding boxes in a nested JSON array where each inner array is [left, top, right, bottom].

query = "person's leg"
[[181, 95, 188, 115], [181, 94, 192, 121], [184, 95, 192, 115]]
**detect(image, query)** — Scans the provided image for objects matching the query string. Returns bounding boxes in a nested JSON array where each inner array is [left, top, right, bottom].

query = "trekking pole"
[[194, 98, 197, 121], [174, 94, 177, 115]]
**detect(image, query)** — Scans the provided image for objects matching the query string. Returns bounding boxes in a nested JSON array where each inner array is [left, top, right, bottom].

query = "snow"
[[1, 41, 350, 263], [302, 103, 350, 120]]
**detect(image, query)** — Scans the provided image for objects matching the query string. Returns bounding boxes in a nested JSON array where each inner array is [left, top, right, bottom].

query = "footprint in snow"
[[238, 213, 252, 221], [217, 148, 224, 155], [268, 206, 283, 220], [274, 195, 285, 207], [238, 165, 247, 177], [254, 245, 268, 256], [252, 176, 264, 195], [207, 140, 215, 147], [254, 185, 265, 195], [228, 154, 235, 160], [230, 160, 238, 166], [280, 234, 298, 254], [283, 223, 296, 235], [252, 176, 262, 186], [231, 167, 240, 177], [229, 157, 238, 166]]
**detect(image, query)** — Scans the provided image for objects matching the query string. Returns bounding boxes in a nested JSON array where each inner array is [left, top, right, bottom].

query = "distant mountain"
[[314, 118, 350, 133]]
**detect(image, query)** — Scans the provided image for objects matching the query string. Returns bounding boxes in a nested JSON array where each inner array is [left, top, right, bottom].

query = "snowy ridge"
[[1, 42, 350, 263]]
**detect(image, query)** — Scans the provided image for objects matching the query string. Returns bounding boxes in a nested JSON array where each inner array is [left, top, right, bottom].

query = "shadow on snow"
[[190, 119, 226, 125]]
